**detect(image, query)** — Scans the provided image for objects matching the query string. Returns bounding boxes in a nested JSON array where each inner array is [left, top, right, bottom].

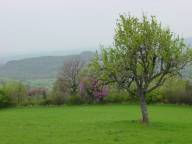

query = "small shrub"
[[146, 90, 164, 104], [67, 95, 83, 105], [162, 80, 192, 105], [48, 81, 69, 105], [79, 77, 109, 103], [0, 81, 28, 106], [104, 88, 129, 103], [46, 94, 66, 105], [0, 90, 10, 107]]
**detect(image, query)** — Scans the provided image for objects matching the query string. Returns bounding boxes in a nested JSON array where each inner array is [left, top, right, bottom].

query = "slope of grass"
[[0, 104, 192, 144]]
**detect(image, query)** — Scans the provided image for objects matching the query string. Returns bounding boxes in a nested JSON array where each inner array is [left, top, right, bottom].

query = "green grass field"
[[0, 104, 192, 144]]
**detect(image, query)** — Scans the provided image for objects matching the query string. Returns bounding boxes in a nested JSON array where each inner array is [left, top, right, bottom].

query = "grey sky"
[[0, 0, 192, 57]]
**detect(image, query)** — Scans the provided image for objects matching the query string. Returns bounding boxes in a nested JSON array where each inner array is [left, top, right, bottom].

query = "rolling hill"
[[0, 51, 95, 81], [0, 37, 191, 87]]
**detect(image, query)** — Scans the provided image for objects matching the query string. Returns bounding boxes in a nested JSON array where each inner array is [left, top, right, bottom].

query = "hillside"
[[0, 37, 191, 83], [0, 51, 95, 81]]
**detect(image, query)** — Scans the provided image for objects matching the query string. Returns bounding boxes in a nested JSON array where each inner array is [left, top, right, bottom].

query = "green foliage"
[[146, 89, 163, 104], [162, 79, 192, 104], [48, 84, 67, 105], [102, 87, 129, 103], [66, 95, 83, 105], [0, 90, 10, 107], [142, 78, 192, 104], [0, 81, 28, 106], [91, 14, 192, 94]]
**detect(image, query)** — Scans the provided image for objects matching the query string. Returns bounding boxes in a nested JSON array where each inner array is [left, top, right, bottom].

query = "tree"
[[56, 57, 84, 96], [0, 81, 27, 105], [91, 14, 192, 123], [79, 77, 108, 102], [0, 89, 8, 107]]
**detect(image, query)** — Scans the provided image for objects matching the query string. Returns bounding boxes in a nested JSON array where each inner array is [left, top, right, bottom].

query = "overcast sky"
[[0, 0, 192, 57]]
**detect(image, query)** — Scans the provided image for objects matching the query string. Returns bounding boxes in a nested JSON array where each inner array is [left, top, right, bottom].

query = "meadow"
[[0, 104, 192, 144]]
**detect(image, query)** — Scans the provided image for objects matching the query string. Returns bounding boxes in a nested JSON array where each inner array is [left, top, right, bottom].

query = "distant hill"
[[0, 51, 95, 81]]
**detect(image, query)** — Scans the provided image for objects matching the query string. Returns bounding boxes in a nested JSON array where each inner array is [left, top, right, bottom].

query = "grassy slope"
[[0, 105, 192, 144]]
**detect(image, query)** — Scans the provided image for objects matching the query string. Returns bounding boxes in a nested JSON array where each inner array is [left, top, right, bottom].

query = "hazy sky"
[[0, 0, 192, 57]]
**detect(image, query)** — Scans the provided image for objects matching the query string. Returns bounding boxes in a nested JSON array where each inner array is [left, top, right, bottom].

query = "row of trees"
[[51, 58, 109, 104], [1, 77, 192, 107], [0, 81, 48, 107]]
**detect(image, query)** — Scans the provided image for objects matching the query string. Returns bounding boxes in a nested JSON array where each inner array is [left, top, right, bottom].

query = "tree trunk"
[[138, 89, 149, 124]]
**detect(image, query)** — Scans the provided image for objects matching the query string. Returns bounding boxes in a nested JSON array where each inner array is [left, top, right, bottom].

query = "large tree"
[[91, 14, 192, 123]]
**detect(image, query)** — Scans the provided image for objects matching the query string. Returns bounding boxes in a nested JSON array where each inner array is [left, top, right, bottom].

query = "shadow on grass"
[[95, 119, 189, 132]]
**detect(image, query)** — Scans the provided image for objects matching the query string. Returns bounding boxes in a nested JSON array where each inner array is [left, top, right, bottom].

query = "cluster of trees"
[[49, 57, 109, 105], [0, 81, 48, 107], [0, 81, 27, 107], [1, 77, 192, 108], [1, 14, 192, 124]]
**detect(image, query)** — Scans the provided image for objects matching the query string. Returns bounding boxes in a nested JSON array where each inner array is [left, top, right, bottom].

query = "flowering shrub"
[[79, 77, 108, 102]]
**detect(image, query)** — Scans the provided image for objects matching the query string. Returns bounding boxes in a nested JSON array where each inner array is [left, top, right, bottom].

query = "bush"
[[104, 89, 129, 103], [66, 95, 83, 105], [164, 90, 192, 104], [146, 90, 164, 104], [0, 90, 10, 107], [159, 79, 192, 105], [79, 77, 109, 103], [46, 94, 66, 105], [0, 81, 28, 106], [47, 81, 69, 105]]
